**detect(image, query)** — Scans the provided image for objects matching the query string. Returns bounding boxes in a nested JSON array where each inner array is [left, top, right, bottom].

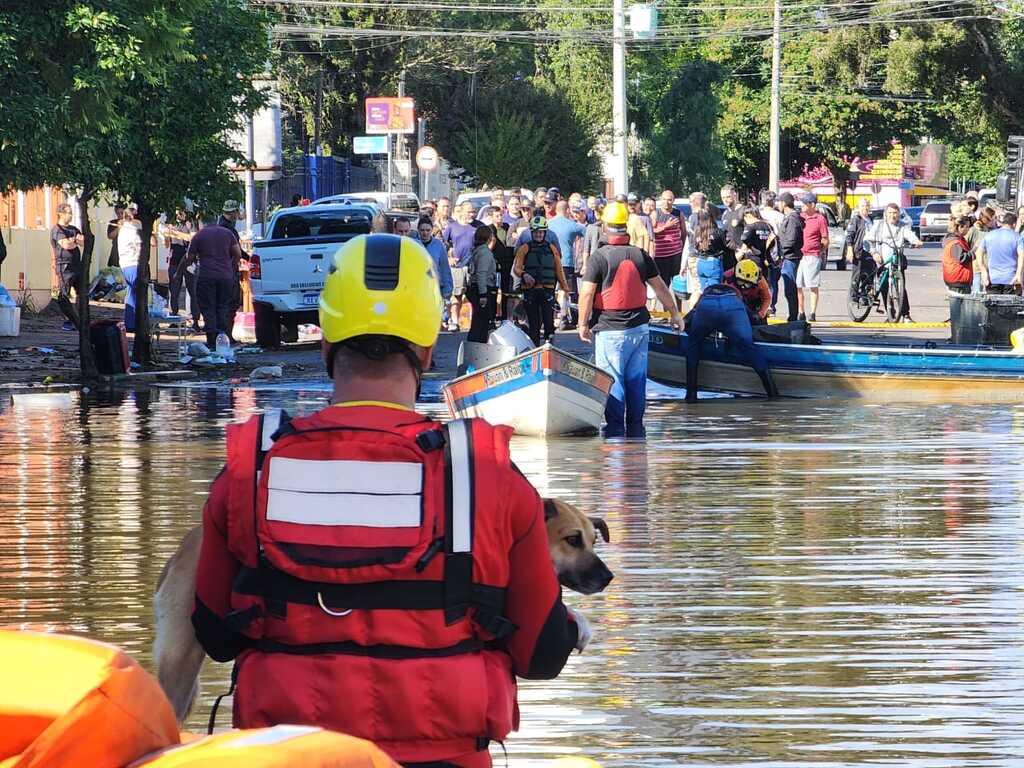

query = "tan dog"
[[154, 498, 612, 724]]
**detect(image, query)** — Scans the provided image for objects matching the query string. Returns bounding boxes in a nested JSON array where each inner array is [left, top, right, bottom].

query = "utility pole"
[[312, 69, 323, 200], [397, 70, 407, 193], [769, 0, 782, 192], [244, 114, 255, 231], [612, 0, 629, 196], [417, 117, 426, 201]]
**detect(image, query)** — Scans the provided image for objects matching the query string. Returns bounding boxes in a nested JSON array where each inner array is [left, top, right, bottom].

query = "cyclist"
[[865, 203, 922, 322]]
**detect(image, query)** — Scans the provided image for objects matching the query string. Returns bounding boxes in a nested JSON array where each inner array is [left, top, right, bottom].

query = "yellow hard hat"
[[735, 258, 761, 284], [1012, 327, 1024, 351], [602, 201, 629, 227], [318, 234, 442, 348]]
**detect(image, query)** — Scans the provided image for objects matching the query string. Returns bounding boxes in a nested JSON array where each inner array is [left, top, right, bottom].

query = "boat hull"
[[648, 326, 1024, 401], [444, 345, 613, 436]]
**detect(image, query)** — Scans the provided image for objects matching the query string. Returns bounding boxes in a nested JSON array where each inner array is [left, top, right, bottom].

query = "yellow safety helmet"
[[318, 234, 442, 349], [1011, 326, 1024, 351], [602, 201, 629, 227], [735, 258, 761, 284], [530, 215, 548, 231]]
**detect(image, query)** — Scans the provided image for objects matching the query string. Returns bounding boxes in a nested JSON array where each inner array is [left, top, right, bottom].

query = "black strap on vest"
[[240, 416, 516, 642]]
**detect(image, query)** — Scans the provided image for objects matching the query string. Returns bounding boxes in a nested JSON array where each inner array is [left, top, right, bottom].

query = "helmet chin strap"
[[327, 336, 424, 399]]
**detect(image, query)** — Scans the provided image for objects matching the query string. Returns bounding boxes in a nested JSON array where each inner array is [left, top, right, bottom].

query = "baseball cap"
[[799, 192, 817, 205], [595, 196, 607, 207], [544, 190, 558, 203], [222, 199, 240, 213], [547, 186, 561, 196], [570, 200, 583, 211], [626, 192, 639, 204]]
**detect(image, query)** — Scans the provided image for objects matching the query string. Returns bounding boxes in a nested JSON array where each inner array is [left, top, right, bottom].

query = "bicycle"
[[846, 251, 906, 323]]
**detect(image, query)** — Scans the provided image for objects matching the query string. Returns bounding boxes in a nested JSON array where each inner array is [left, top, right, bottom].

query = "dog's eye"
[[566, 534, 583, 549]]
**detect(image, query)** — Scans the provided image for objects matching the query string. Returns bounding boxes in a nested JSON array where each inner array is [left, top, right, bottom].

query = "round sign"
[[416, 145, 439, 172]]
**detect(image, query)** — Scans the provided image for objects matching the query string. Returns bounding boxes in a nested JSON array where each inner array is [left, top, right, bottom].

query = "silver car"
[[919, 200, 954, 241]]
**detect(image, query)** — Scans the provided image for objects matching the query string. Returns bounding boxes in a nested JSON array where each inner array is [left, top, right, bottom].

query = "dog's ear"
[[589, 516, 610, 543], [543, 498, 559, 521]]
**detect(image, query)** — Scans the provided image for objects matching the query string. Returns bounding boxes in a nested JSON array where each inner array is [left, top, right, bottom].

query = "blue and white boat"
[[648, 325, 1024, 401], [444, 344, 613, 436]]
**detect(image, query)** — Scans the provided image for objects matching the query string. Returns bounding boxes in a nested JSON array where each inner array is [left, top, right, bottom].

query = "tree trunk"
[[75, 193, 100, 381], [831, 165, 850, 224], [132, 209, 156, 364]]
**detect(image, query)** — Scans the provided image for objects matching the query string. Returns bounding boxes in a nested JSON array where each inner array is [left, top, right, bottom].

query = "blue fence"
[[267, 155, 380, 209]]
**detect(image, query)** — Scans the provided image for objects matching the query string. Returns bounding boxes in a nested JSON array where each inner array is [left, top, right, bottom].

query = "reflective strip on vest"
[[262, 409, 283, 452], [266, 457, 423, 527], [446, 420, 473, 553]]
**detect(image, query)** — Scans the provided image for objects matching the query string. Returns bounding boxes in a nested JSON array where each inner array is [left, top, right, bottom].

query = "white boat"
[[443, 344, 613, 437]]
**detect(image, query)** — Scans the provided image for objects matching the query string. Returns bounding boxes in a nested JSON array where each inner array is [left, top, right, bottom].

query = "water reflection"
[[1, 389, 1024, 766]]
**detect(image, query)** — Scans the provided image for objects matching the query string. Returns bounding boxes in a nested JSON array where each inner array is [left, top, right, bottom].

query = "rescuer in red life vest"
[[577, 201, 682, 438], [191, 233, 587, 767]]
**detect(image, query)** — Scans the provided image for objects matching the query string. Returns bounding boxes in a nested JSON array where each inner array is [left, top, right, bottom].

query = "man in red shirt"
[[191, 234, 585, 767], [796, 193, 829, 321], [651, 189, 686, 310]]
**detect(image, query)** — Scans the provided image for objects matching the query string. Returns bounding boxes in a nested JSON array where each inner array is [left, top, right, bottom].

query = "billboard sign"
[[353, 135, 388, 154], [903, 143, 949, 188], [365, 97, 415, 134]]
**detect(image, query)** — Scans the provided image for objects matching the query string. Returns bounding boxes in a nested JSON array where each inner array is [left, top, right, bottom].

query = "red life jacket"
[[222, 408, 520, 764], [723, 271, 761, 313], [942, 234, 972, 286], [592, 243, 649, 311]]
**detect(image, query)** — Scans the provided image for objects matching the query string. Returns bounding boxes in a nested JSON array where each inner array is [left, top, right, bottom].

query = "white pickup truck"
[[250, 203, 375, 347]]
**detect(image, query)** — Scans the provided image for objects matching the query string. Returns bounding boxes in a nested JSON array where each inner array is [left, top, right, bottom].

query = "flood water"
[[2, 384, 1024, 766]]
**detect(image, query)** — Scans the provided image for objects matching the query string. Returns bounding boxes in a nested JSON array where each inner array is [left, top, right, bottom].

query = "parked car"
[[249, 203, 375, 347], [918, 200, 955, 240], [314, 192, 420, 213]]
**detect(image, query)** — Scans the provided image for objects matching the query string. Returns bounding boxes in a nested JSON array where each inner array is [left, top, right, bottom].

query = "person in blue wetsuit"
[[684, 258, 778, 402]]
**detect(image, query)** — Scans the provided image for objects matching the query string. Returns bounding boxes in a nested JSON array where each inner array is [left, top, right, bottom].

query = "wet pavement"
[[2, 380, 1023, 766]]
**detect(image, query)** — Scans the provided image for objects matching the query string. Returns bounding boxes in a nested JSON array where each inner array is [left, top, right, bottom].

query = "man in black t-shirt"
[[738, 208, 774, 270], [720, 184, 745, 272], [578, 201, 681, 439], [49, 202, 84, 330]]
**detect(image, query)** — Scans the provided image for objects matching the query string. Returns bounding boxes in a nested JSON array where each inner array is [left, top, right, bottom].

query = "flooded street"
[[2, 386, 1024, 766]]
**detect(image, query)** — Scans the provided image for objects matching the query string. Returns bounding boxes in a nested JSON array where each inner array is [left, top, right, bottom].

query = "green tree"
[[105, 0, 271, 364], [441, 81, 601, 192], [643, 59, 727, 194], [0, 1, 197, 380], [0, 1, 195, 189]]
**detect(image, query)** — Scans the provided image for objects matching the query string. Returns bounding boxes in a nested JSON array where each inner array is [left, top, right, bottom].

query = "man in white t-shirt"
[[759, 190, 785, 315]]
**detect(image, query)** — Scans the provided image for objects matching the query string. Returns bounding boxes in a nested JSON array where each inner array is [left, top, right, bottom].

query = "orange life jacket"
[[128, 726, 399, 768], [222, 409, 520, 764], [0, 630, 179, 768], [942, 234, 973, 286]]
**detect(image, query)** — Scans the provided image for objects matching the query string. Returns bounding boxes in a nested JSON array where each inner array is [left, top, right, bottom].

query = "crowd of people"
[[938, 191, 1024, 297], [50, 200, 251, 351]]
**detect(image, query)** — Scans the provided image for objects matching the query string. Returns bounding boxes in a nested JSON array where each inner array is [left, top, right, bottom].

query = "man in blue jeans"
[[578, 201, 681, 439], [684, 282, 778, 402]]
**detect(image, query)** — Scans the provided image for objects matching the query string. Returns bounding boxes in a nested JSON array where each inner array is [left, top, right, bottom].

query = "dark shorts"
[[655, 252, 682, 287], [562, 271, 578, 294], [987, 284, 1021, 295], [57, 263, 80, 295]]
